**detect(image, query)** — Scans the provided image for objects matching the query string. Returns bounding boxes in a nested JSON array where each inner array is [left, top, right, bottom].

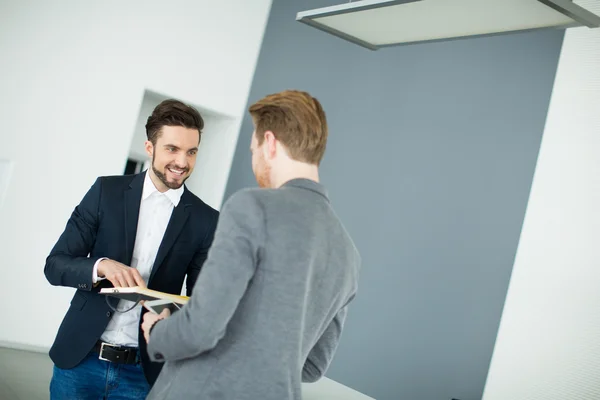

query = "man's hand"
[[97, 259, 146, 288], [142, 308, 171, 343]]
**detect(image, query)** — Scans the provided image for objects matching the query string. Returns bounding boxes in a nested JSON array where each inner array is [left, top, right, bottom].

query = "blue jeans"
[[50, 350, 150, 400]]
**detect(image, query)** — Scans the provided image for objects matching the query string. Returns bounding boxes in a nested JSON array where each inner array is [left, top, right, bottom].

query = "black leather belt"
[[94, 341, 139, 365]]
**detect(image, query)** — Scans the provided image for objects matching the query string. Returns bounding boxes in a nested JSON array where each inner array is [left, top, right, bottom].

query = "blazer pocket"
[[70, 292, 87, 311]]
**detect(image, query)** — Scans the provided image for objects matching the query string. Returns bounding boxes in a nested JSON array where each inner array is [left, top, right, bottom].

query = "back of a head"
[[249, 90, 328, 165]]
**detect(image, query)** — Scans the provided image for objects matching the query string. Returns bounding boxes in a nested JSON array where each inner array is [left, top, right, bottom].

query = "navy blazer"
[[44, 172, 219, 385]]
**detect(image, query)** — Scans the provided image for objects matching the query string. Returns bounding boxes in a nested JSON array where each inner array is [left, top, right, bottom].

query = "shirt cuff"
[[93, 257, 109, 283]]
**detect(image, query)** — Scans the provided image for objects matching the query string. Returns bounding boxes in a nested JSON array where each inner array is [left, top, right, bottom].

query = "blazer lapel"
[[123, 173, 145, 266], [149, 190, 191, 282]]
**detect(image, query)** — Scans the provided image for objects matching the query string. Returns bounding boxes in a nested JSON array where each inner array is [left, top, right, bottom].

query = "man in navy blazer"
[[44, 99, 219, 400]]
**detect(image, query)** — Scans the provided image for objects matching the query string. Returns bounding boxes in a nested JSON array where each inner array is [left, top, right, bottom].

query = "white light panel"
[[297, 0, 600, 49]]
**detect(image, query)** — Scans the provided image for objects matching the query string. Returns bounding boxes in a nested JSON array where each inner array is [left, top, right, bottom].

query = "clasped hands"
[[142, 308, 171, 343]]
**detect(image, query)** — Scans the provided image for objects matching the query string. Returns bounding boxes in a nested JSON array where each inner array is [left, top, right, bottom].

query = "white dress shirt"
[[95, 171, 184, 347]]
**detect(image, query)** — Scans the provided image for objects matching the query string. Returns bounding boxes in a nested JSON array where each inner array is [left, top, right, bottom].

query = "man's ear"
[[144, 140, 154, 158], [263, 131, 277, 159]]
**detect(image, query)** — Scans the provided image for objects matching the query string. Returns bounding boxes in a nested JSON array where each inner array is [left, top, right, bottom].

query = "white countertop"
[[302, 377, 374, 400]]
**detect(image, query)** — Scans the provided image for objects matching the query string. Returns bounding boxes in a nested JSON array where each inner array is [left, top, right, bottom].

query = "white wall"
[[483, 2, 600, 399], [0, 0, 272, 349], [186, 113, 238, 210], [128, 92, 158, 162], [0, 160, 13, 210]]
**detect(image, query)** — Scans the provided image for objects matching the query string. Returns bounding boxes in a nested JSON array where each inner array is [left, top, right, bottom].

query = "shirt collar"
[[282, 178, 329, 201], [142, 171, 184, 207]]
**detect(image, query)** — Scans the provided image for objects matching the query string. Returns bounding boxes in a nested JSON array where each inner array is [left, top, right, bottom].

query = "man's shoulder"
[[95, 173, 138, 191], [98, 172, 138, 183], [223, 186, 305, 213], [224, 187, 270, 208], [182, 189, 219, 218]]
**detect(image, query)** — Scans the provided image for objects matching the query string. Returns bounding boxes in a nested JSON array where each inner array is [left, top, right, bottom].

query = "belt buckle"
[[98, 342, 118, 362]]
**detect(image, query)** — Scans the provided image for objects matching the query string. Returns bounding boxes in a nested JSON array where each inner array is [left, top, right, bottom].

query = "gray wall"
[[224, 2, 564, 399]]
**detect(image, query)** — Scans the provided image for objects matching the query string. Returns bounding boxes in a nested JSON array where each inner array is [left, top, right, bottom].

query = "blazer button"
[[106, 312, 111, 317], [154, 353, 164, 360]]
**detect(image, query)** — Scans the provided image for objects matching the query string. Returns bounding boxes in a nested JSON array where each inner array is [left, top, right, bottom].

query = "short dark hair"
[[249, 90, 328, 165], [145, 99, 204, 144]]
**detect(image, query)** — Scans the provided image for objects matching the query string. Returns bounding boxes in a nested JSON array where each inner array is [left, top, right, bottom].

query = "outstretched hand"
[[98, 259, 146, 288]]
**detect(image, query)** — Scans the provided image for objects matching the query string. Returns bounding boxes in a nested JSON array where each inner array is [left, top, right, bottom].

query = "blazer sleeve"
[[147, 190, 263, 362], [44, 177, 103, 291], [302, 302, 351, 383]]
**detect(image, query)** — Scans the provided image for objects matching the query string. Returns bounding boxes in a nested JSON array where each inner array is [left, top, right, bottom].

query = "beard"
[[152, 153, 189, 190], [254, 157, 272, 189]]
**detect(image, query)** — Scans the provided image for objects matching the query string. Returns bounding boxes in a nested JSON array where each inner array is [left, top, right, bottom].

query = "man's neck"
[[272, 163, 320, 188]]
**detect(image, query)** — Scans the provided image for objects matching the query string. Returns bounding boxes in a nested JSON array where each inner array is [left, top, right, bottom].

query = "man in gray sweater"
[[141, 89, 361, 400]]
